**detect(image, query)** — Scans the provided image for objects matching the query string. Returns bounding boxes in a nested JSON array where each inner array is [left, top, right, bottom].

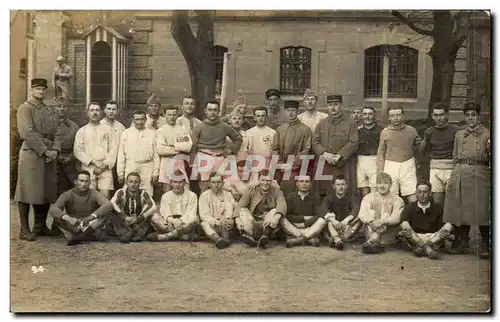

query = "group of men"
[[14, 76, 491, 260]]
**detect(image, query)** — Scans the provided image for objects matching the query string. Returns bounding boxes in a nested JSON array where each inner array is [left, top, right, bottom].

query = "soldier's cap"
[[147, 93, 161, 106], [326, 94, 342, 103], [31, 78, 48, 89], [56, 56, 65, 62], [284, 100, 299, 109], [302, 89, 318, 100], [265, 88, 280, 99], [463, 102, 480, 113], [349, 103, 363, 111], [53, 96, 69, 106]]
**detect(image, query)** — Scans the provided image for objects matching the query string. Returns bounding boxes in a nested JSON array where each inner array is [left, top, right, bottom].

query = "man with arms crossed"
[[74, 102, 117, 200], [48, 170, 114, 246], [156, 105, 192, 193], [117, 110, 159, 196], [191, 100, 242, 193], [377, 106, 422, 203]]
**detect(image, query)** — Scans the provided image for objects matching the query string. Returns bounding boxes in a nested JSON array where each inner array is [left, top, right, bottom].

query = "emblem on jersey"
[[263, 135, 271, 144]]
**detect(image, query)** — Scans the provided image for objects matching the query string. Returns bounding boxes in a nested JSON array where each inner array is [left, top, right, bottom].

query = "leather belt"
[[42, 134, 54, 140], [458, 159, 489, 166], [199, 150, 224, 157]]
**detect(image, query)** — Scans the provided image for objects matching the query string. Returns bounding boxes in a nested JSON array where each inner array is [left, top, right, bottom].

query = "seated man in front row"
[[48, 170, 114, 246], [147, 170, 200, 241], [320, 174, 361, 250], [280, 175, 326, 247], [109, 172, 159, 243], [234, 169, 286, 248], [398, 180, 454, 260], [199, 173, 235, 249], [357, 172, 405, 254]]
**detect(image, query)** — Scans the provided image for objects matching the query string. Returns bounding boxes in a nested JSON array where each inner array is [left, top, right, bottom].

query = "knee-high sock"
[[281, 218, 303, 238], [33, 203, 50, 228], [327, 222, 341, 239], [303, 218, 326, 239], [399, 222, 426, 249], [428, 223, 454, 246], [18, 202, 31, 231]]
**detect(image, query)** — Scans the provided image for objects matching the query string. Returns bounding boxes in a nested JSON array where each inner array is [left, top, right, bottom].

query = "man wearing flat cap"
[[265, 89, 287, 130], [272, 100, 312, 196], [15, 78, 63, 241], [443, 102, 491, 259], [312, 94, 358, 200], [52, 56, 73, 100]]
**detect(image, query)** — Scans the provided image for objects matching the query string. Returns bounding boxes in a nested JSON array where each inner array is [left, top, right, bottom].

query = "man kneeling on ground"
[[281, 175, 326, 247], [398, 180, 454, 260], [320, 174, 362, 250], [148, 170, 200, 241], [109, 172, 158, 243], [357, 172, 405, 254], [234, 169, 286, 248], [199, 173, 235, 249], [48, 170, 114, 246]]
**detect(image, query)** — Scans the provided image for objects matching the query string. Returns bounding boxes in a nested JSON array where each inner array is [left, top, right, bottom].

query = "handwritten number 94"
[[31, 266, 45, 274]]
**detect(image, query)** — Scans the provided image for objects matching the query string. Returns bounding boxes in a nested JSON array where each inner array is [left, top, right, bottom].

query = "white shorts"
[[125, 161, 155, 195], [383, 158, 417, 197], [429, 168, 453, 193], [357, 155, 377, 188], [81, 165, 114, 191], [192, 153, 226, 181]]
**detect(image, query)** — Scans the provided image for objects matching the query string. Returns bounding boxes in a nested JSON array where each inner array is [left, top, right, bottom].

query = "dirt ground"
[[10, 201, 490, 313]]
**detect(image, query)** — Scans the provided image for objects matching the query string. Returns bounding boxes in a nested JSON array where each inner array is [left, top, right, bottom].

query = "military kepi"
[[463, 102, 480, 113], [31, 78, 48, 88], [326, 94, 342, 103], [284, 100, 299, 109], [147, 93, 162, 106], [265, 88, 280, 99]]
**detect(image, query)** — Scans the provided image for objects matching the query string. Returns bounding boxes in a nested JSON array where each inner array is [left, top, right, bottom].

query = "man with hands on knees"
[[48, 170, 114, 246], [234, 169, 286, 249], [147, 170, 200, 242], [199, 173, 235, 249]]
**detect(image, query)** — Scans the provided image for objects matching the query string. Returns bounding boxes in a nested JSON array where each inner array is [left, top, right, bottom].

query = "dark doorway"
[[91, 41, 112, 107]]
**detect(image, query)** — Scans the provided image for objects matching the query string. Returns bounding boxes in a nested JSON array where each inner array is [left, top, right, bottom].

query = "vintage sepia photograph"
[[9, 9, 491, 313]]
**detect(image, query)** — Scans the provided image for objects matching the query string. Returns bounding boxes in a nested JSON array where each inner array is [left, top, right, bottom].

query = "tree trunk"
[[171, 10, 215, 121], [427, 52, 456, 122]]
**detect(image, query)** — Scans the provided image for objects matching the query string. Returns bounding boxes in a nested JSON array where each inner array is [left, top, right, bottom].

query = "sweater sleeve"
[[226, 125, 243, 154], [198, 191, 213, 222], [48, 191, 71, 220], [376, 129, 388, 173], [382, 196, 405, 226], [91, 190, 114, 218]]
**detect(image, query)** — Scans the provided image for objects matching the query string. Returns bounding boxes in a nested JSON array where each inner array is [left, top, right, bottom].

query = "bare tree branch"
[[194, 10, 215, 45], [452, 11, 472, 44], [170, 10, 197, 59], [391, 10, 435, 36]]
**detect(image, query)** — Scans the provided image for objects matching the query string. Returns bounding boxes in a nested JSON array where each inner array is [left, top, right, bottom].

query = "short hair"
[[126, 172, 141, 182], [333, 174, 347, 183], [388, 105, 404, 114], [209, 172, 223, 181], [54, 96, 69, 106], [253, 106, 268, 116], [376, 172, 393, 184], [431, 103, 449, 113], [258, 169, 272, 178], [105, 100, 117, 107], [87, 101, 101, 110], [76, 170, 91, 179], [164, 104, 178, 111], [295, 175, 311, 181], [362, 106, 375, 113], [416, 180, 432, 190], [181, 95, 195, 104], [205, 100, 220, 109], [132, 110, 147, 117]]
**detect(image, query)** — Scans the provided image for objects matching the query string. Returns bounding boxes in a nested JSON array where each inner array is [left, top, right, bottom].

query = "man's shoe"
[[479, 242, 490, 260], [215, 238, 231, 249], [362, 242, 384, 254], [32, 226, 51, 236], [448, 239, 467, 255], [286, 237, 305, 248], [333, 237, 344, 250], [258, 235, 269, 249], [67, 232, 85, 246], [423, 244, 440, 260], [120, 230, 135, 243], [19, 230, 36, 241], [307, 237, 321, 247], [413, 247, 427, 257], [240, 233, 257, 247]]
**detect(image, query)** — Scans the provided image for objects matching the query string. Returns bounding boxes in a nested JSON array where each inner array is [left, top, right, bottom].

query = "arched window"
[[280, 46, 312, 96], [213, 45, 228, 95], [364, 45, 418, 99]]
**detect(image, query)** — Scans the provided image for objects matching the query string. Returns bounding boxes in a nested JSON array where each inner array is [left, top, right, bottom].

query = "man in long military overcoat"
[[15, 78, 62, 240]]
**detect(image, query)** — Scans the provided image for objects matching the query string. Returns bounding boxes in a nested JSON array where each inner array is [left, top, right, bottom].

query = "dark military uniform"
[[15, 78, 62, 240], [57, 118, 79, 195]]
